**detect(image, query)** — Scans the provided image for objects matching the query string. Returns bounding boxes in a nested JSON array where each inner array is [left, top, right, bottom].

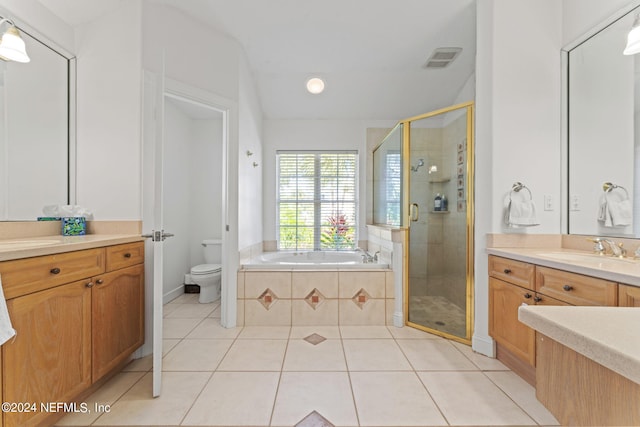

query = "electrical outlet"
[[570, 195, 580, 211], [544, 195, 554, 211]]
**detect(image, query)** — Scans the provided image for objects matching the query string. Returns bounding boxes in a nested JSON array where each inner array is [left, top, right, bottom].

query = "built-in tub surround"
[[236, 268, 394, 326], [243, 251, 389, 269], [236, 226, 405, 327]]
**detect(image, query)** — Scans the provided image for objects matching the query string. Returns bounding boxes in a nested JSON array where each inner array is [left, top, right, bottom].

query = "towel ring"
[[602, 182, 629, 199], [510, 182, 532, 201]]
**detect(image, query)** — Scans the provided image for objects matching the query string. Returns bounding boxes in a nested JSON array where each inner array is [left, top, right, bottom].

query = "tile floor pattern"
[[57, 293, 559, 427]]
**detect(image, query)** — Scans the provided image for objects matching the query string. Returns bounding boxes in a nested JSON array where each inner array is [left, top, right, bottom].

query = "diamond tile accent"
[[258, 288, 279, 310], [352, 288, 371, 310], [304, 288, 326, 310], [295, 410, 335, 427], [303, 333, 327, 346]]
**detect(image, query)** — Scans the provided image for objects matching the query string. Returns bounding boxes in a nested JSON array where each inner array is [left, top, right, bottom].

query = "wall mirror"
[[566, 5, 640, 237], [0, 27, 72, 221]]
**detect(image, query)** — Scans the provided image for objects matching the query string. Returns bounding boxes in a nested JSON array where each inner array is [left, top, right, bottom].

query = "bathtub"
[[242, 250, 389, 269]]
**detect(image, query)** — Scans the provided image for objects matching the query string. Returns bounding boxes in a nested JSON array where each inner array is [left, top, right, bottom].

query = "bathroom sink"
[[536, 251, 638, 265], [0, 239, 61, 250]]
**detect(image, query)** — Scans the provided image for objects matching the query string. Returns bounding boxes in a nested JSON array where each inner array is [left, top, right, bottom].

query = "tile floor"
[[57, 293, 559, 427]]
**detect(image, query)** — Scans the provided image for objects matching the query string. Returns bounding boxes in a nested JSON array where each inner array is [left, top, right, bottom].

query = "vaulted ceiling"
[[39, 0, 476, 121]]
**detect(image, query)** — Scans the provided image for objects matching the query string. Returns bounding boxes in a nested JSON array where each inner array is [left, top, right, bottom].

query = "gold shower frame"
[[399, 102, 475, 345]]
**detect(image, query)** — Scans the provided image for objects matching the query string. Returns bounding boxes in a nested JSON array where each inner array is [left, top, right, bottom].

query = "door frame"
[[160, 78, 239, 329], [402, 101, 475, 345], [140, 73, 239, 394]]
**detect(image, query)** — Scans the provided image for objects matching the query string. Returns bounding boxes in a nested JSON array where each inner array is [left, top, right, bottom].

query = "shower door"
[[405, 103, 474, 343]]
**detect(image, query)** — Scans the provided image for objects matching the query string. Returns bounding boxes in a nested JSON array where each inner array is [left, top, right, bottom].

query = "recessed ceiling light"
[[306, 77, 325, 94]]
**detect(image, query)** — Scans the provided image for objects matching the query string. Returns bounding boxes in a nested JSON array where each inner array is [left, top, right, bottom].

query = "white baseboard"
[[163, 285, 184, 305], [393, 312, 404, 328], [472, 333, 496, 358]]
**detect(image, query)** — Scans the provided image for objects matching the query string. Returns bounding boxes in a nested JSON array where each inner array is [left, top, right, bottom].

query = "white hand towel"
[[506, 199, 539, 227], [609, 199, 632, 227], [0, 274, 16, 345], [598, 190, 632, 227]]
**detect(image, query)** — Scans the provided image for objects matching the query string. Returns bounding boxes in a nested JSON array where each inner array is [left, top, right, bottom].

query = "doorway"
[[162, 94, 224, 304], [405, 103, 474, 343], [141, 74, 232, 396]]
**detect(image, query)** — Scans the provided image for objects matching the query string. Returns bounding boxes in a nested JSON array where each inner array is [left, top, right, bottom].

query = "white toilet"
[[190, 239, 222, 303]]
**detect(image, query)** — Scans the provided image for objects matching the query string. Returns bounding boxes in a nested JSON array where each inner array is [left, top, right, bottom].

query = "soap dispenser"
[[434, 193, 442, 211]]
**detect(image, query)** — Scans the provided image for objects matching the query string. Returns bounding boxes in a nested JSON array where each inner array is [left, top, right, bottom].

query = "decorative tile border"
[[239, 270, 394, 326]]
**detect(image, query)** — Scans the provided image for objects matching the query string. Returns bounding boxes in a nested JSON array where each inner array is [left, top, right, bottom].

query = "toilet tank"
[[202, 239, 222, 264]]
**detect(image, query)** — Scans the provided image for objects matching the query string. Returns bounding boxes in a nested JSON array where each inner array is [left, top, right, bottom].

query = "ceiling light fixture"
[[624, 14, 640, 55], [306, 77, 325, 94], [0, 17, 30, 63]]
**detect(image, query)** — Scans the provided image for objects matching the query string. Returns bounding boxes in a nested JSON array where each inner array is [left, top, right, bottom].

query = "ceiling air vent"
[[423, 47, 462, 69]]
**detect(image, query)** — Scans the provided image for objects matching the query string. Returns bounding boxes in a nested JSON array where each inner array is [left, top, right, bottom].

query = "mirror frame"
[[562, 2, 640, 237], [0, 12, 77, 221]]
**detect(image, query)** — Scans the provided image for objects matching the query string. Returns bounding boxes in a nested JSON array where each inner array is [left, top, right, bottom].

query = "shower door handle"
[[410, 203, 419, 222]]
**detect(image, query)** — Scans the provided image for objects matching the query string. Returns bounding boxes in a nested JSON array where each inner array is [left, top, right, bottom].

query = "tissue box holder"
[[62, 217, 86, 236]]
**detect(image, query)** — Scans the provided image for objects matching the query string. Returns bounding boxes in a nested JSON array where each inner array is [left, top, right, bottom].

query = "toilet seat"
[[191, 263, 222, 275]]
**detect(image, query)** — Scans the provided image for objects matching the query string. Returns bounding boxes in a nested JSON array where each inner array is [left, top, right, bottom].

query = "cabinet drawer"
[[536, 266, 617, 306], [488, 255, 535, 290], [106, 241, 144, 272], [0, 248, 105, 299]]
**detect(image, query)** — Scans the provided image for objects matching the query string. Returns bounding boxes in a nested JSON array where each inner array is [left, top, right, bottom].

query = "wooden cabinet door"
[[618, 284, 640, 307], [489, 277, 535, 366], [3, 281, 92, 427], [92, 264, 144, 382]]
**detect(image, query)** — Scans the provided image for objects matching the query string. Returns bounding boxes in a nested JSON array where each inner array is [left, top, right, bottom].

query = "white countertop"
[[487, 247, 640, 287], [0, 234, 144, 261], [518, 305, 640, 385]]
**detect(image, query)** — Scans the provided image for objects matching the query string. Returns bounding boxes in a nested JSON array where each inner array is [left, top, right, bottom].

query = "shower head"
[[411, 159, 425, 172]]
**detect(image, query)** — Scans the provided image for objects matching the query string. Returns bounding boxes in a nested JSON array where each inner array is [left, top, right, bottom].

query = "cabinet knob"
[[523, 293, 532, 299], [50, 267, 61, 275], [124, 253, 132, 258], [86, 282, 94, 288], [534, 296, 542, 303], [563, 284, 573, 291], [503, 268, 512, 274], [96, 279, 104, 285]]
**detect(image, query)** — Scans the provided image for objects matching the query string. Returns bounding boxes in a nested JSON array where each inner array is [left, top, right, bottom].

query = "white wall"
[[262, 119, 397, 245], [474, 0, 562, 355], [163, 101, 192, 298], [0, 0, 74, 54], [563, 0, 640, 46], [189, 119, 224, 266], [75, 1, 143, 219], [237, 53, 264, 251], [163, 100, 224, 300], [142, 1, 263, 326]]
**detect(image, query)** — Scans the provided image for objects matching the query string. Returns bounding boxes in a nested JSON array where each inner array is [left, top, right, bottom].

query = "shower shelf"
[[428, 178, 450, 183], [430, 210, 450, 214]]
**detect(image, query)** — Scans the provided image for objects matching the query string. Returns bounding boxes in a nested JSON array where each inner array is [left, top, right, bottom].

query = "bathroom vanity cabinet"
[[488, 255, 619, 385], [0, 241, 144, 427], [619, 283, 640, 307]]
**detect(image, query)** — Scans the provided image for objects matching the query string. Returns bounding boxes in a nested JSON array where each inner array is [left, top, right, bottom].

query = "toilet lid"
[[191, 264, 222, 275]]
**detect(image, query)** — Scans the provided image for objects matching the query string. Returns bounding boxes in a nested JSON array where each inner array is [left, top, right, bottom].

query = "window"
[[277, 151, 358, 251], [385, 151, 401, 226]]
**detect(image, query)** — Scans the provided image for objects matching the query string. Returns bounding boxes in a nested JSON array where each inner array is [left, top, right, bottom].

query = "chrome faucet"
[[589, 237, 626, 258], [356, 248, 379, 263]]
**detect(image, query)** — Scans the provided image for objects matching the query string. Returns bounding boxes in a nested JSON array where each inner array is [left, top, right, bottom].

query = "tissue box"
[[62, 217, 86, 236], [37, 217, 61, 221]]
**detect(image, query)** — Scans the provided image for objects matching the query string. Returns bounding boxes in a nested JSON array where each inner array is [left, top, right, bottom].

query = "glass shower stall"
[[373, 102, 474, 343]]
